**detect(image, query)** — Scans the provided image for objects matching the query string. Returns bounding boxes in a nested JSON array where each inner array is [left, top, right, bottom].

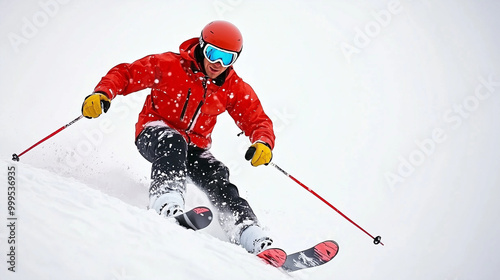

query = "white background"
[[1, 0, 499, 279]]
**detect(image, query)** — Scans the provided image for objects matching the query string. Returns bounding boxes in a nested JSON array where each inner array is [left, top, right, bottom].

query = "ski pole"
[[269, 162, 384, 246], [245, 145, 383, 245], [12, 115, 84, 161]]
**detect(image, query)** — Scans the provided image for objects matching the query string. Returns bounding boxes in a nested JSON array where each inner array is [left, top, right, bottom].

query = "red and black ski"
[[174, 206, 213, 231], [257, 240, 339, 272], [282, 240, 339, 272], [257, 248, 287, 267]]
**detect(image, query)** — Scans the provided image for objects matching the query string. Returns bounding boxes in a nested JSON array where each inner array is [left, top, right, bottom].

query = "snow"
[[0, 161, 289, 280], [1, 0, 500, 279]]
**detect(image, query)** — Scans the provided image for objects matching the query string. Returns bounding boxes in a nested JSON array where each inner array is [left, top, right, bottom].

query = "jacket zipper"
[[186, 78, 208, 132], [180, 89, 191, 120]]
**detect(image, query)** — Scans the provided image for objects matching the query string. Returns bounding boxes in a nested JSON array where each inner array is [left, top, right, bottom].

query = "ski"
[[282, 240, 339, 272], [257, 248, 287, 268], [173, 206, 213, 231]]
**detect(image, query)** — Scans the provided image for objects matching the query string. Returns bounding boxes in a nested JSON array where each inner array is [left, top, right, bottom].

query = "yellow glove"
[[82, 93, 111, 118], [245, 142, 273, 167]]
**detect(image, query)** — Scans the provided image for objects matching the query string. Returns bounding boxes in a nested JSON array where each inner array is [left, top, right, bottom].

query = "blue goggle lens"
[[203, 45, 237, 67]]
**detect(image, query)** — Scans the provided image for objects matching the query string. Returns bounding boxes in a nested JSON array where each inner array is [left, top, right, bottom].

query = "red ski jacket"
[[93, 38, 275, 150]]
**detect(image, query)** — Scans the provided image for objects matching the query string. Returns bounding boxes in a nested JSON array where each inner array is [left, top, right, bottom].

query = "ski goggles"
[[202, 43, 238, 67]]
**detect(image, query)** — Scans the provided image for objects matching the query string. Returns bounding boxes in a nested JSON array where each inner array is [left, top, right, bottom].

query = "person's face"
[[203, 58, 227, 79]]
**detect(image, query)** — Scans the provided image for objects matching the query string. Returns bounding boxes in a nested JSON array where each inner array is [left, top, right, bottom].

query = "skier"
[[81, 21, 275, 254]]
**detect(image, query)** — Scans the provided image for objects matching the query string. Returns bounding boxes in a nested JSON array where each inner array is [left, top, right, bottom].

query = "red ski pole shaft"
[[270, 162, 384, 246], [12, 115, 84, 161]]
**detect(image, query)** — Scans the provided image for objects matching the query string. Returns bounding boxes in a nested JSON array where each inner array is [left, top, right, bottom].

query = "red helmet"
[[200, 20, 243, 53]]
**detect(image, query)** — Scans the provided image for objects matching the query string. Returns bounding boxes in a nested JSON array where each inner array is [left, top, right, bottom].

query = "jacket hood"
[[179, 37, 200, 62]]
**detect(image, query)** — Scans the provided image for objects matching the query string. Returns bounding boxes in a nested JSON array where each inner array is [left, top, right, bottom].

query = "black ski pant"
[[136, 125, 259, 241]]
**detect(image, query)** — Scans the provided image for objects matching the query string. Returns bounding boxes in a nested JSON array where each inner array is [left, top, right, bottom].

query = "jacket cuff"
[[93, 90, 112, 100], [253, 137, 274, 150]]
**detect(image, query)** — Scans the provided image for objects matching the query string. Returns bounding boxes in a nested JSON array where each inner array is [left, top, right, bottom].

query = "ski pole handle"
[[12, 115, 84, 161]]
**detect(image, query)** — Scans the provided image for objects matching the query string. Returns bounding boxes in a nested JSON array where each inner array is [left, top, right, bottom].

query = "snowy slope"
[[1, 0, 500, 279], [0, 160, 290, 280]]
